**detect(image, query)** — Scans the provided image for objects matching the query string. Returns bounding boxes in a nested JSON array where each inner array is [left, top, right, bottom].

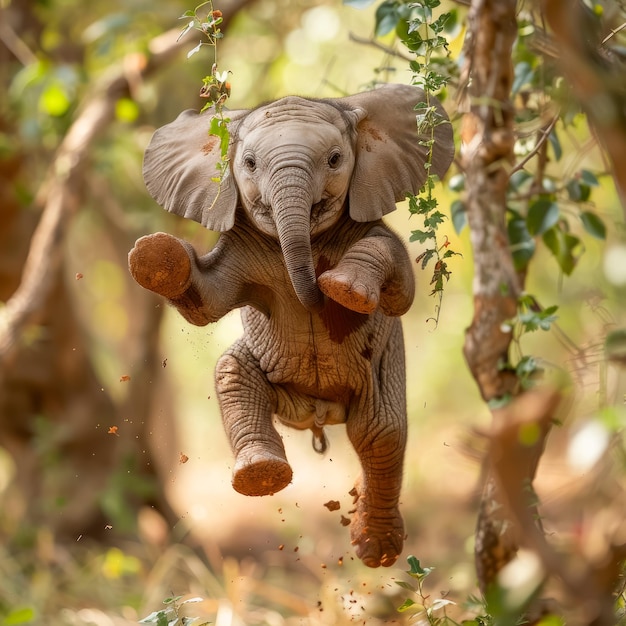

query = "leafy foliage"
[[139, 596, 208, 626], [399, 1, 461, 324], [179, 1, 231, 182]]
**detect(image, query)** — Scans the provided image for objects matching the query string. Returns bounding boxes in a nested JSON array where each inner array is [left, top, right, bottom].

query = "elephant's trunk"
[[269, 171, 324, 312]]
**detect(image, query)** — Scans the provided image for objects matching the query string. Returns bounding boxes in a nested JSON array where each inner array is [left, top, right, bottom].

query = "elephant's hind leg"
[[346, 322, 407, 567], [216, 340, 292, 497]]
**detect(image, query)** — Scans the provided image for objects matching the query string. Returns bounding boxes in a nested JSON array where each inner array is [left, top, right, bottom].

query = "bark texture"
[[459, 0, 550, 593]]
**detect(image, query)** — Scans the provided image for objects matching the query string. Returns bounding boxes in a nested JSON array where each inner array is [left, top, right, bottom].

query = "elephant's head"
[[143, 84, 454, 312]]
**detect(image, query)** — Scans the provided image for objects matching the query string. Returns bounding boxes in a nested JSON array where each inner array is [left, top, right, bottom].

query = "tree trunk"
[[459, 0, 552, 594]]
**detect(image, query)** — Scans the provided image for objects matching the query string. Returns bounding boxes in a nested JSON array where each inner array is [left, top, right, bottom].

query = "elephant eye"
[[328, 151, 342, 169], [243, 154, 256, 172]]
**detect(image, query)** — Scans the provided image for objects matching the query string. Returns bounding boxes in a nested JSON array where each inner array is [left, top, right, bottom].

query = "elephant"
[[128, 83, 454, 567]]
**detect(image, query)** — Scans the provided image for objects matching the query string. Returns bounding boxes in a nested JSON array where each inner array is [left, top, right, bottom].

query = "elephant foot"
[[318, 267, 379, 314], [349, 486, 404, 568], [128, 233, 192, 299], [232, 452, 293, 497]]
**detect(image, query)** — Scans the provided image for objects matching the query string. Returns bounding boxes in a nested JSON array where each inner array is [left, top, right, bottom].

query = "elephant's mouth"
[[310, 197, 344, 234]]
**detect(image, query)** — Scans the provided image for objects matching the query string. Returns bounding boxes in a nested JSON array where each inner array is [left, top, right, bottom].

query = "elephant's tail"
[[311, 424, 328, 454]]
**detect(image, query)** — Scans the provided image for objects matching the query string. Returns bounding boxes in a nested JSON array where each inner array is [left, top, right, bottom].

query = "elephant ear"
[[143, 106, 248, 231], [339, 83, 454, 222]]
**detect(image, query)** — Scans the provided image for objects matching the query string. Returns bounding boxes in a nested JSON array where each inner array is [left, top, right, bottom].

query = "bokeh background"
[[1, 0, 625, 624]]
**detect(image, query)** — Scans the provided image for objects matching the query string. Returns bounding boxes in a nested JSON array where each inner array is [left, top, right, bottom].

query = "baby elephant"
[[129, 84, 454, 567]]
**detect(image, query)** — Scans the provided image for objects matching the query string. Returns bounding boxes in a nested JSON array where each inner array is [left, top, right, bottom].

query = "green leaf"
[[450, 199, 467, 233], [526, 199, 559, 236], [518, 306, 558, 332], [408, 195, 437, 215], [548, 129, 562, 161], [406, 555, 433, 579], [208, 116, 230, 158], [508, 169, 532, 192], [443, 249, 462, 259], [507, 216, 535, 271], [565, 179, 582, 201], [157, 612, 169, 626], [542, 226, 582, 275], [580, 169, 599, 186], [394, 580, 417, 591], [415, 248, 436, 269], [424, 210, 446, 229], [410, 229, 435, 243], [375, 1, 401, 36], [2, 607, 36, 625], [139, 610, 170, 625], [605, 329, 626, 365], [580, 211, 606, 240], [397, 598, 418, 613], [488, 394, 512, 409], [516, 355, 538, 377], [512, 61, 534, 94]]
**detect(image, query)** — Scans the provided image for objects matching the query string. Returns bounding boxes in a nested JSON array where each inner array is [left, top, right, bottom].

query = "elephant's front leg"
[[347, 322, 408, 568], [318, 225, 415, 316], [215, 339, 293, 496], [128, 232, 236, 326]]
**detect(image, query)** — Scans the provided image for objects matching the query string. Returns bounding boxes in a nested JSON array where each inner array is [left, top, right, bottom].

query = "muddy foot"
[[232, 453, 293, 497], [318, 266, 380, 314], [128, 233, 191, 299], [349, 489, 404, 567]]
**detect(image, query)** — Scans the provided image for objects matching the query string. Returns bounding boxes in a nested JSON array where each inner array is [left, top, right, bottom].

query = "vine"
[[179, 1, 231, 183], [401, 0, 460, 326]]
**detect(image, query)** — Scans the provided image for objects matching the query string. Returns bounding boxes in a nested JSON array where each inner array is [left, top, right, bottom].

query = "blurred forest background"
[[0, 0, 625, 624]]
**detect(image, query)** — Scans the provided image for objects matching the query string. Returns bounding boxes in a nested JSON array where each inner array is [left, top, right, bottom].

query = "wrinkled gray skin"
[[129, 84, 454, 567]]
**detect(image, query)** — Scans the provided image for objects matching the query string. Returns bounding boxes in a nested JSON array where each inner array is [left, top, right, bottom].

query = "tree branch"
[[0, 0, 251, 366], [460, 0, 540, 595], [461, 0, 520, 404]]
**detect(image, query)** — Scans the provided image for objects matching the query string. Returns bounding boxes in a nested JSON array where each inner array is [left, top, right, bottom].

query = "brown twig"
[[509, 114, 559, 177], [348, 32, 413, 63]]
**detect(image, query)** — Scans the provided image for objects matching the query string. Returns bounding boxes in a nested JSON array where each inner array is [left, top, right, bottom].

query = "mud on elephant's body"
[[129, 84, 454, 567]]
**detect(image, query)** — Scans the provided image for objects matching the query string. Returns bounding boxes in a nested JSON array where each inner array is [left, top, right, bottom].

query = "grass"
[[0, 528, 479, 625]]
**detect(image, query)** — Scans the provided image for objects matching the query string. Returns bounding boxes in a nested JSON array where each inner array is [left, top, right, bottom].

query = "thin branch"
[[348, 32, 413, 63], [0, 11, 38, 65], [509, 114, 559, 176], [601, 21, 626, 45]]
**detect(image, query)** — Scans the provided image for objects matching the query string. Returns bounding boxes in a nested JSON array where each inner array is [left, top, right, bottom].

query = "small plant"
[[499, 293, 560, 394], [396, 555, 459, 625], [179, 1, 231, 184], [139, 595, 209, 626]]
